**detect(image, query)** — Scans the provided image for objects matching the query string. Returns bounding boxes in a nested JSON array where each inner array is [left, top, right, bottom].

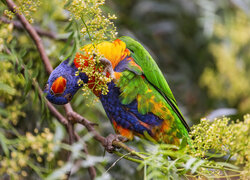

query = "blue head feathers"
[[44, 60, 88, 105]]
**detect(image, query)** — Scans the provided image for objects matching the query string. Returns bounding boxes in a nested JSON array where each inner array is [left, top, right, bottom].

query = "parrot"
[[44, 36, 190, 147]]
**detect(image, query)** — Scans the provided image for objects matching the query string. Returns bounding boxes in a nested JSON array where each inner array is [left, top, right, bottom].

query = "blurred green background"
[[0, 0, 250, 179]]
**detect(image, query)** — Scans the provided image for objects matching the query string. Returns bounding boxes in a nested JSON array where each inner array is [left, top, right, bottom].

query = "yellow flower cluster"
[[0, 128, 56, 179], [188, 115, 250, 177], [24, 128, 55, 161], [0, 151, 29, 179], [0, 22, 13, 52], [66, 0, 117, 44], [4, 0, 41, 23], [65, 0, 118, 99], [75, 50, 112, 97]]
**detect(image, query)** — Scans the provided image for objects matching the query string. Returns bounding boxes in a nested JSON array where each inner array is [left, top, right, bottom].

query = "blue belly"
[[100, 82, 163, 135]]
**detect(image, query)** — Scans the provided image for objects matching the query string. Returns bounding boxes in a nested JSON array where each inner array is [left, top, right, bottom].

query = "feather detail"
[[114, 56, 188, 145], [80, 39, 130, 69], [112, 120, 134, 140]]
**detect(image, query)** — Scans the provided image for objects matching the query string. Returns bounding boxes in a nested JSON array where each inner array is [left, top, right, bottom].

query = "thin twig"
[[0, 16, 62, 39], [105, 152, 132, 173], [66, 111, 106, 145]]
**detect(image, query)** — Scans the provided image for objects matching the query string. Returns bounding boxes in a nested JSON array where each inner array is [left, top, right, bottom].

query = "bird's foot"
[[104, 134, 128, 153]]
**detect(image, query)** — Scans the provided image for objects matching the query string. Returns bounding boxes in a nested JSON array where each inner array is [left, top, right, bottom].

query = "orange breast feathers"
[[74, 39, 130, 69]]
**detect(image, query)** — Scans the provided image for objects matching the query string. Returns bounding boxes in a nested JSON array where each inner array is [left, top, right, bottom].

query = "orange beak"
[[51, 76, 67, 95]]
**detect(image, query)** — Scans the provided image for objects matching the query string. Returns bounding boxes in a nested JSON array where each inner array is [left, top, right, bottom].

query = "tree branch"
[[0, 16, 68, 41], [5, 0, 53, 74]]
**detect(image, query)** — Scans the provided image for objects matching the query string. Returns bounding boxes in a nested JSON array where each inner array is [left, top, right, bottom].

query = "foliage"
[[4, 0, 41, 23], [0, 61, 26, 126], [188, 115, 250, 178], [64, 0, 118, 98], [200, 10, 250, 113], [0, 22, 13, 51], [112, 115, 249, 179], [0, 128, 56, 179]]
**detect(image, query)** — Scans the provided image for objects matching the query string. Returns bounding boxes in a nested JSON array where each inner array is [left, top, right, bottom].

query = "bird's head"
[[44, 60, 88, 105], [45, 38, 131, 104]]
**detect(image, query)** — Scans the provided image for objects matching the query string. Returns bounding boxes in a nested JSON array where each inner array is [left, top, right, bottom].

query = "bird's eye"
[[64, 93, 73, 102], [44, 83, 49, 91]]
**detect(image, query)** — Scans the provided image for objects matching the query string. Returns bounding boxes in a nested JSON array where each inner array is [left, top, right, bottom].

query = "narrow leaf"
[[0, 132, 9, 157], [185, 158, 197, 170], [191, 160, 205, 174], [0, 82, 15, 95]]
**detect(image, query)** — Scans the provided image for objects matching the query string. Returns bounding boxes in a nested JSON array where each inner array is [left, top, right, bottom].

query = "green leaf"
[[41, 96, 45, 115], [185, 158, 197, 170], [32, 68, 39, 78], [17, 63, 23, 72], [95, 173, 111, 180], [0, 81, 15, 95], [65, 41, 77, 63], [60, 32, 74, 55], [65, 20, 73, 31], [191, 159, 205, 174], [27, 60, 33, 69], [0, 54, 12, 61], [23, 78, 32, 97], [0, 131, 9, 157], [33, 86, 39, 104], [23, 69, 32, 97], [0, 0, 7, 5], [216, 162, 239, 170], [45, 162, 73, 180], [19, 49, 27, 58], [0, 107, 9, 117], [64, 0, 72, 8], [53, 119, 65, 152], [81, 155, 108, 167], [179, 137, 188, 150]]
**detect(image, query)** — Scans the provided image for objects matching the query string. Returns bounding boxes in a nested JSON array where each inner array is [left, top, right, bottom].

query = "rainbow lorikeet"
[[44, 36, 190, 146]]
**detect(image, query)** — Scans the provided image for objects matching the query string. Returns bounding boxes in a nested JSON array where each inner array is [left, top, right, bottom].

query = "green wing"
[[119, 36, 190, 132], [119, 36, 176, 102]]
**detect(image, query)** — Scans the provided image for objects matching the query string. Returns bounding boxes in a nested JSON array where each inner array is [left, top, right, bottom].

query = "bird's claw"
[[104, 134, 128, 153]]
